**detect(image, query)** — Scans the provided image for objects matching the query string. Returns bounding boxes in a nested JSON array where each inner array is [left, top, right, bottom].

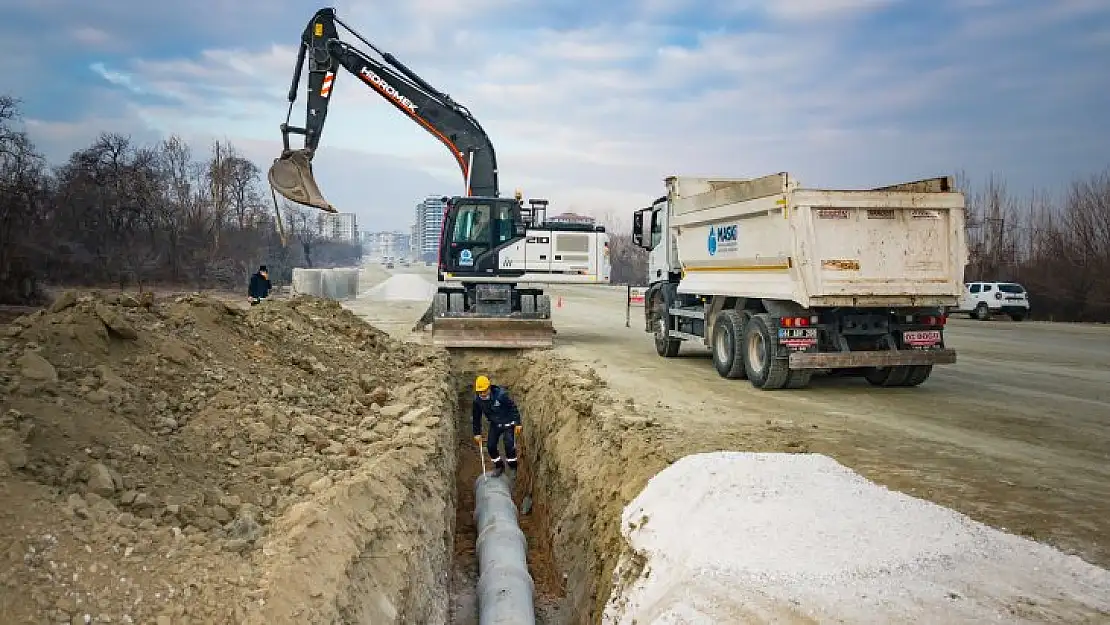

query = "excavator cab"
[[430, 196, 555, 349], [438, 197, 526, 277]]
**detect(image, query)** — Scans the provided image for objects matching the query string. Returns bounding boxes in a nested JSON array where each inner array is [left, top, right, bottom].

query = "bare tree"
[[0, 95, 48, 303]]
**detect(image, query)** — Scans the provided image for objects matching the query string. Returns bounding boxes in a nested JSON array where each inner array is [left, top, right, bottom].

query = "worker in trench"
[[472, 375, 522, 477]]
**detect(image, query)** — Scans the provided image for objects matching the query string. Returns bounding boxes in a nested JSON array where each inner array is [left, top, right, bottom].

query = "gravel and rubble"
[[0, 291, 457, 624]]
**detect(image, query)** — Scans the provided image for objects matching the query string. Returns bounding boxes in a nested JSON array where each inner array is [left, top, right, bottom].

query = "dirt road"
[[353, 268, 1110, 570]]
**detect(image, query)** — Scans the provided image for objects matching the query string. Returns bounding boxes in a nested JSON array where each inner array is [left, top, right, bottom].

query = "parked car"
[[954, 281, 1030, 321]]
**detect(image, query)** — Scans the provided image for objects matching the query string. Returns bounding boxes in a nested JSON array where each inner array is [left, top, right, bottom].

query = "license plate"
[[778, 328, 817, 339], [903, 330, 941, 346]]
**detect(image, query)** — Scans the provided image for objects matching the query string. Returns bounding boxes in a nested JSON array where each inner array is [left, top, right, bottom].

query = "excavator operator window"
[[452, 203, 492, 244]]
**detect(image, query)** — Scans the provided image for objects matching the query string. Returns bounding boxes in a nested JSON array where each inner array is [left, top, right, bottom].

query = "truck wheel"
[[653, 313, 680, 357], [783, 369, 813, 389], [449, 292, 465, 313], [742, 314, 792, 389], [651, 294, 680, 357], [865, 366, 912, 387], [902, 365, 933, 386], [538, 294, 551, 319], [521, 294, 536, 314], [434, 293, 449, 315], [711, 310, 747, 379], [974, 303, 990, 321]]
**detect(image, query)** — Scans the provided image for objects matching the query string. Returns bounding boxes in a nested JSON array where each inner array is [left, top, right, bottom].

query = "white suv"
[[955, 281, 1031, 321]]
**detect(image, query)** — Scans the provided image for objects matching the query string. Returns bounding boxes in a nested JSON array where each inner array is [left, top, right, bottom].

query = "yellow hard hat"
[[474, 375, 490, 393]]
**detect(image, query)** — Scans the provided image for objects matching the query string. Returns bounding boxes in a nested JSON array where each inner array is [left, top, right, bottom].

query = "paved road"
[[347, 267, 1110, 569]]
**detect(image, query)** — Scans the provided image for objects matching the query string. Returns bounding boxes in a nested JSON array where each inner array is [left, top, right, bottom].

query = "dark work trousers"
[[486, 424, 518, 470]]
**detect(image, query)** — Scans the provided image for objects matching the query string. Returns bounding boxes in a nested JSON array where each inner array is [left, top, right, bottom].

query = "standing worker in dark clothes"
[[248, 265, 272, 305], [472, 375, 522, 477]]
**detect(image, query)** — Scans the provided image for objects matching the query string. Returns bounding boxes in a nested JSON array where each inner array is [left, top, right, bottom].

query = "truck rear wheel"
[[711, 310, 747, 379], [521, 294, 536, 314], [742, 314, 801, 390], [865, 366, 912, 387], [902, 365, 933, 386], [538, 294, 551, 319]]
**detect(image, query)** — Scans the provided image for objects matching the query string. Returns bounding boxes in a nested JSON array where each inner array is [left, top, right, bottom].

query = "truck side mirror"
[[632, 210, 644, 246]]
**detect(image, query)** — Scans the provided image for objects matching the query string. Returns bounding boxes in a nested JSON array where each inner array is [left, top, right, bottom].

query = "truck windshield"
[[998, 283, 1025, 294]]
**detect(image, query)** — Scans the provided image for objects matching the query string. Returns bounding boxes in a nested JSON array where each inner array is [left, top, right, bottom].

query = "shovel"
[[516, 425, 535, 515], [475, 437, 487, 481], [520, 470, 535, 515]]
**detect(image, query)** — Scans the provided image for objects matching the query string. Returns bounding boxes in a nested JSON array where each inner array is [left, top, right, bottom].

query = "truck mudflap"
[[431, 317, 555, 349], [788, 348, 956, 369]]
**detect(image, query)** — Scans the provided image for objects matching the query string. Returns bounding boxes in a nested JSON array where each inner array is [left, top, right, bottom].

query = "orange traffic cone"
[[557, 296, 563, 308]]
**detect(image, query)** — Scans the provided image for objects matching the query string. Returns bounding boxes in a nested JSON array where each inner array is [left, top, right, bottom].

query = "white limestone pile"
[[602, 452, 1110, 624]]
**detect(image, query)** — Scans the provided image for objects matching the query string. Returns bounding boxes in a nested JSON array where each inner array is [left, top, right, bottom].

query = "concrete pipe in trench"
[[474, 473, 535, 624]]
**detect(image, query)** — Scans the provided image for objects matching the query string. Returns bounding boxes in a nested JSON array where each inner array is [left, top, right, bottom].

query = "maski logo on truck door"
[[707, 224, 738, 256]]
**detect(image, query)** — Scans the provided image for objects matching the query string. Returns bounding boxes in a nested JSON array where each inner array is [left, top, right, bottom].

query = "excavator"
[[268, 7, 610, 349]]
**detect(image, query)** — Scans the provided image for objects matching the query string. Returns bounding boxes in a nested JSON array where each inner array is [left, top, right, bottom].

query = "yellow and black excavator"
[[268, 7, 611, 349]]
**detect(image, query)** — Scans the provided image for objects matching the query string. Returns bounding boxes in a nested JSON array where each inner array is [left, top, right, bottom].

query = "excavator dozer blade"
[[268, 149, 337, 213], [431, 317, 554, 349]]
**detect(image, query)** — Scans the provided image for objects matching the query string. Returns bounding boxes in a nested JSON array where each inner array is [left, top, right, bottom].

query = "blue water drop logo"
[[707, 226, 718, 256]]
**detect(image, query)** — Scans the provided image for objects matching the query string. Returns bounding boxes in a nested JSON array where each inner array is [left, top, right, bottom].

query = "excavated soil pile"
[[0, 292, 456, 624]]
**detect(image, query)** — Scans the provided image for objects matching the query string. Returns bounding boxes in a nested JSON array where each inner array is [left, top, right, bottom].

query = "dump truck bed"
[[667, 173, 968, 308]]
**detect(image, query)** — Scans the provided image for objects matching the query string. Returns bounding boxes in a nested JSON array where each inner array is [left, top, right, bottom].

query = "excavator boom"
[[270, 8, 500, 210], [270, 8, 567, 349]]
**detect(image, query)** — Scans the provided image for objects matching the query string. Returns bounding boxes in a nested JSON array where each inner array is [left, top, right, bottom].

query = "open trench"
[[446, 351, 569, 624], [434, 349, 664, 625]]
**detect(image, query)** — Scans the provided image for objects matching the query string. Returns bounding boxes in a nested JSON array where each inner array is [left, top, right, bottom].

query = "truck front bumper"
[[788, 348, 957, 369]]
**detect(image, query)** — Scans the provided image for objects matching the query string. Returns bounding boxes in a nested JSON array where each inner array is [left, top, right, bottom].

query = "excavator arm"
[[269, 7, 501, 212]]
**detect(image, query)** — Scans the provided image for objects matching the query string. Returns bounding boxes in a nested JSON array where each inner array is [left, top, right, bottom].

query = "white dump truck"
[[630, 173, 968, 389]]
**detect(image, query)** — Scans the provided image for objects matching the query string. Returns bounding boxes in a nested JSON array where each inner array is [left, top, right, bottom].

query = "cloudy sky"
[[2, 0, 1108, 232]]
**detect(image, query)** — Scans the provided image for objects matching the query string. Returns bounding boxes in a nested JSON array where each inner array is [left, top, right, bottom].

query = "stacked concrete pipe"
[[474, 473, 535, 624]]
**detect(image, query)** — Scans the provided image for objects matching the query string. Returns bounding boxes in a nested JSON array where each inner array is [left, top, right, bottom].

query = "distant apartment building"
[[364, 231, 411, 259], [316, 212, 358, 242], [412, 195, 448, 263]]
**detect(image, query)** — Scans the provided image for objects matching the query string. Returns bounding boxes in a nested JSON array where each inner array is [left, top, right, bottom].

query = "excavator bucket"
[[268, 149, 337, 213], [431, 317, 555, 349]]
